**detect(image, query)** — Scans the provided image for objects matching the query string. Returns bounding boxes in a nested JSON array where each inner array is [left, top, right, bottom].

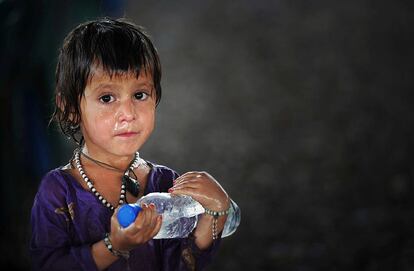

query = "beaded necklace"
[[73, 149, 141, 211]]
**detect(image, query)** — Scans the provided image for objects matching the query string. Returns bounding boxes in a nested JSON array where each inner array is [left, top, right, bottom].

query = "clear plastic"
[[138, 193, 204, 239], [221, 199, 241, 238], [117, 192, 241, 239]]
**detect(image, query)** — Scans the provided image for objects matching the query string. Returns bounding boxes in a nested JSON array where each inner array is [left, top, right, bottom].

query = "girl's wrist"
[[205, 195, 230, 212], [202, 204, 230, 240], [103, 233, 130, 259]]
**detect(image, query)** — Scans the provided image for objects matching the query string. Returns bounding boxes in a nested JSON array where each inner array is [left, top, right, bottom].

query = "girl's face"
[[80, 68, 156, 160]]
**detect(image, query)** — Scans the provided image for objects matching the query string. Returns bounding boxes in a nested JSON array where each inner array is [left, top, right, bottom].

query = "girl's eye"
[[99, 95, 114, 103], [134, 92, 149, 101]]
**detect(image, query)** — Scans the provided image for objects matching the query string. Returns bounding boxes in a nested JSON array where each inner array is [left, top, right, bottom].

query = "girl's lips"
[[115, 132, 138, 137]]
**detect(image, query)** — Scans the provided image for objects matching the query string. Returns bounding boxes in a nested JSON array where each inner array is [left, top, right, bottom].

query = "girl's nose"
[[117, 100, 136, 122]]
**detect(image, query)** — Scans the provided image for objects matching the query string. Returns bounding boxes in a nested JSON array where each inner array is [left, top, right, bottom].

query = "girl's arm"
[[169, 171, 231, 250], [92, 204, 162, 270], [31, 203, 161, 271], [30, 171, 161, 271]]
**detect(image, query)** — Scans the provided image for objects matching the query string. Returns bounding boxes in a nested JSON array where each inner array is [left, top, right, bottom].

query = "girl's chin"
[[84, 141, 143, 157], [114, 145, 142, 155]]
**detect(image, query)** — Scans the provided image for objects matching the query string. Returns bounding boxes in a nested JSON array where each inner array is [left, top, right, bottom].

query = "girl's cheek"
[[90, 110, 116, 132]]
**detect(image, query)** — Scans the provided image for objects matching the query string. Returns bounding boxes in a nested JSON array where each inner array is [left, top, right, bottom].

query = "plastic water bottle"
[[117, 192, 241, 239]]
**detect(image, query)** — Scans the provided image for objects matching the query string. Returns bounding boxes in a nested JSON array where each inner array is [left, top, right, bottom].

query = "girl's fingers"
[[144, 204, 155, 227], [150, 215, 163, 238], [146, 204, 159, 233], [139, 204, 159, 237], [181, 171, 200, 176], [170, 186, 200, 200], [172, 172, 210, 189], [173, 172, 205, 186], [173, 175, 193, 186], [128, 203, 147, 233], [111, 204, 162, 246], [171, 179, 200, 191], [171, 182, 228, 211]]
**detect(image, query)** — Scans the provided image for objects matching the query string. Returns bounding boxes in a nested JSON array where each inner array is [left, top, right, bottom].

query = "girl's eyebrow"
[[132, 81, 154, 89], [93, 83, 118, 92], [93, 82, 154, 92]]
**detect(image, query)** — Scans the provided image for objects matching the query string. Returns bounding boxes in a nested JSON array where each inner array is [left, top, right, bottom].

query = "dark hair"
[[51, 18, 162, 143]]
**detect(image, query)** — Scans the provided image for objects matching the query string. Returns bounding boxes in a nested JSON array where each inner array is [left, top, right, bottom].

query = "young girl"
[[30, 18, 234, 271]]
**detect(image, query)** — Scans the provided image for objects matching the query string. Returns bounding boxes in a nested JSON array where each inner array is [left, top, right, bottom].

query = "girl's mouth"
[[115, 132, 138, 138]]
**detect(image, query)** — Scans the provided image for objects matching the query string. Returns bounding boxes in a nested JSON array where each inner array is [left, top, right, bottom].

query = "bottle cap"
[[117, 204, 142, 228]]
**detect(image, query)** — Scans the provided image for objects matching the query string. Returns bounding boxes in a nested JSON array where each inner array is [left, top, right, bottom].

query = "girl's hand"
[[108, 203, 162, 252], [169, 171, 230, 211]]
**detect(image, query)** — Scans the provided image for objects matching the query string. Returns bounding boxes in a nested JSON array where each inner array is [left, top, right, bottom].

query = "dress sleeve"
[[160, 233, 222, 271], [30, 172, 99, 271]]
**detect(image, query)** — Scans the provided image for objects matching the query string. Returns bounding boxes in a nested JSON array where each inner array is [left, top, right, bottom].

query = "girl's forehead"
[[88, 66, 154, 85]]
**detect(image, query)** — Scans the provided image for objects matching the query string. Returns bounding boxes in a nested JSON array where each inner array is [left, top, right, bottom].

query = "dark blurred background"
[[1, 0, 414, 270]]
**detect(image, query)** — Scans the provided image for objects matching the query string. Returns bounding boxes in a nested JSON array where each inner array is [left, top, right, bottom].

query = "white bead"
[[74, 148, 133, 212]]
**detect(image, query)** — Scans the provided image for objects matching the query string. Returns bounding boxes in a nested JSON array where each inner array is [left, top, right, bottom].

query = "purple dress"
[[30, 162, 220, 271]]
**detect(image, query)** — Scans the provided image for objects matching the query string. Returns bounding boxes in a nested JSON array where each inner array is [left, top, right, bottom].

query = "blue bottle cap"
[[117, 204, 142, 228]]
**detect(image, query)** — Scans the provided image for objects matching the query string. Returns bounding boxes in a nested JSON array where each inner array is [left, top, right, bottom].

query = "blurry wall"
[[1, 0, 414, 270]]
